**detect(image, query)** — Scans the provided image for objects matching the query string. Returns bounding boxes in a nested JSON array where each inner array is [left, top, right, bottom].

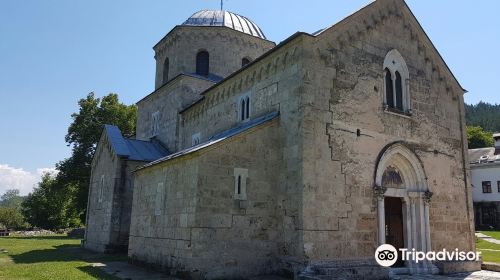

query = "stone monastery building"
[[84, 0, 479, 278]]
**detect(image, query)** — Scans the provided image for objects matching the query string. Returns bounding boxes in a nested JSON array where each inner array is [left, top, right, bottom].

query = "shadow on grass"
[[10, 244, 127, 264], [78, 265, 120, 280]]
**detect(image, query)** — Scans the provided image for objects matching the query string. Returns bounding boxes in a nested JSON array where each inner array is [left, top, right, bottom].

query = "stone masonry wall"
[[85, 136, 121, 252], [128, 155, 199, 269], [154, 26, 275, 89], [179, 37, 309, 261], [191, 121, 282, 279], [129, 120, 284, 279], [136, 75, 214, 152], [108, 160, 144, 250], [297, 0, 474, 262]]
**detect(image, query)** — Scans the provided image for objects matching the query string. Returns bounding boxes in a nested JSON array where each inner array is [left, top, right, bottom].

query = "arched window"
[[245, 96, 250, 119], [162, 57, 169, 85], [240, 98, 246, 121], [385, 68, 394, 109], [196, 51, 209, 76], [242, 57, 251, 67], [239, 94, 251, 122], [383, 49, 410, 114]]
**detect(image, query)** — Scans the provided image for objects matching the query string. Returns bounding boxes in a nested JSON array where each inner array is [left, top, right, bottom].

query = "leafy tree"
[[0, 189, 24, 209], [21, 174, 79, 229], [57, 93, 136, 221], [21, 92, 136, 228], [467, 126, 494, 149], [0, 207, 29, 230]]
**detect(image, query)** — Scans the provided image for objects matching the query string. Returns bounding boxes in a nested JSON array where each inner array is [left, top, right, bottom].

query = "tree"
[[0, 207, 29, 230], [465, 102, 500, 133], [57, 93, 137, 221], [0, 189, 24, 209], [21, 174, 79, 229], [21, 92, 136, 228], [467, 126, 494, 149]]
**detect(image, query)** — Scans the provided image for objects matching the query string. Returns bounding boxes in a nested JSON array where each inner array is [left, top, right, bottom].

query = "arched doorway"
[[374, 143, 437, 274]]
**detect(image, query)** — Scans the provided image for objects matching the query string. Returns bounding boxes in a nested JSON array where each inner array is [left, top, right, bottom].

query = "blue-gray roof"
[[138, 111, 279, 170], [104, 125, 168, 162]]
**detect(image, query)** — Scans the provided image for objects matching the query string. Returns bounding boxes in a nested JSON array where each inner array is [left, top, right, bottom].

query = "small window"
[[163, 57, 169, 85], [196, 51, 209, 76], [155, 182, 164, 216], [191, 132, 201, 146], [151, 111, 160, 137], [242, 57, 251, 67], [245, 97, 250, 119], [234, 168, 248, 200], [483, 181, 492, 193], [237, 175, 242, 194], [239, 94, 251, 122], [98, 175, 104, 203]]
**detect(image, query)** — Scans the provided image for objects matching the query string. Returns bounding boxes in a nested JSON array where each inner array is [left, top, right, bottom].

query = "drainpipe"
[[457, 92, 474, 251]]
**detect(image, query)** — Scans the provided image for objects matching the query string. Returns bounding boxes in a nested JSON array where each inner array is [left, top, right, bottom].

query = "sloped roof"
[[104, 125, 168, 162], [138, 111, 279, 170]]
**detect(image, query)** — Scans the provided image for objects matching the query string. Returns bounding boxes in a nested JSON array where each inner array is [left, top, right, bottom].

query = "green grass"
[[480, 231, 500, 240], [0, 235, 125, 280], [476, 233, 500, 264]]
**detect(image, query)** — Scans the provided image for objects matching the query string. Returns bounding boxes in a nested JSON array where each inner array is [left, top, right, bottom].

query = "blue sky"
[[0, 0, 498, 195]]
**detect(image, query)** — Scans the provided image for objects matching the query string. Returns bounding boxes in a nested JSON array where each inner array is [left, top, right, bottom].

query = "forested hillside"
[[465, 102, 500, 133]]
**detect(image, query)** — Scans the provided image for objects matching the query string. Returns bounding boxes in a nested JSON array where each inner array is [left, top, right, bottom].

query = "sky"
[[0, 0, 499, 195]]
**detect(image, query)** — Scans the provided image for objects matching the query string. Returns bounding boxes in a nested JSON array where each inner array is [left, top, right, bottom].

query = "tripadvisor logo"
[[375, 244, 481, 267], [375, 244, 398, 267]]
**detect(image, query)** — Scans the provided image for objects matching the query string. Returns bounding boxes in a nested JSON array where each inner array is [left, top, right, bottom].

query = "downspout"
[[457, 91, 474, 250]]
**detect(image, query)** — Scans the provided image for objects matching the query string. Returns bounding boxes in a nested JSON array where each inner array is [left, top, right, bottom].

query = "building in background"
[[469, 133, 500, 229]]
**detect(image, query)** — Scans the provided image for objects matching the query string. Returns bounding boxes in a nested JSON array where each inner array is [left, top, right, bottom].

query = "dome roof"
[[182, 10, 267, 40]]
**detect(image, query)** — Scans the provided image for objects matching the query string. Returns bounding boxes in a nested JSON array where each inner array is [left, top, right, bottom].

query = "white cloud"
[[0, 164, 58, 196]]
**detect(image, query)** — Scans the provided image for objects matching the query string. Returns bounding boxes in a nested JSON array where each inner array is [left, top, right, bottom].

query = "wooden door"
[[385, 197, 405, 267]]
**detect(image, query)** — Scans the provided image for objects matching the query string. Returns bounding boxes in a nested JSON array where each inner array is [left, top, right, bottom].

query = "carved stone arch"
[[375, 142, 429, 193], [373, 142, 436, 274]]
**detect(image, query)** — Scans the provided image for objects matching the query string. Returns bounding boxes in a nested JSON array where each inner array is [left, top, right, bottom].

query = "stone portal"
[[374, 143, 438, 274]]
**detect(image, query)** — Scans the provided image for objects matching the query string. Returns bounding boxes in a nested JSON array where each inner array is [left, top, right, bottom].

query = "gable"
[[91, 125, 169, 170], [314, 0, 465, 94]]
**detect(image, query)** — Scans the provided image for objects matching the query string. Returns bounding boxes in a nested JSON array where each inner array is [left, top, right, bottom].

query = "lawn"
[[476, 233, 500, 264], [480, 231, 500, 240], [0, 235, 125, 280]]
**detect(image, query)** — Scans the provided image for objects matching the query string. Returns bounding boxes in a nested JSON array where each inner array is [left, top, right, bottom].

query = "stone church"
[[83, 0, 479, 278]]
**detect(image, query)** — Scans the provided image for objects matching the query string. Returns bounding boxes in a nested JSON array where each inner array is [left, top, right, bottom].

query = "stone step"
[[299, 263, 390, 280]]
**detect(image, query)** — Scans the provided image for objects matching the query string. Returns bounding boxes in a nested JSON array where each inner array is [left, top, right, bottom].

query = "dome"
[[182, 10, 267, 40]]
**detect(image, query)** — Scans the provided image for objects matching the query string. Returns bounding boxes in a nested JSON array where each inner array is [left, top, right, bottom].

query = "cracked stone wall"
[[297, 0, 474, 261]]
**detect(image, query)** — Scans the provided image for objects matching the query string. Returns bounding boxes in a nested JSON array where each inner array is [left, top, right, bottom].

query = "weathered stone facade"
[[84, 126, 167, 253], [85, 0, 478, 279]]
